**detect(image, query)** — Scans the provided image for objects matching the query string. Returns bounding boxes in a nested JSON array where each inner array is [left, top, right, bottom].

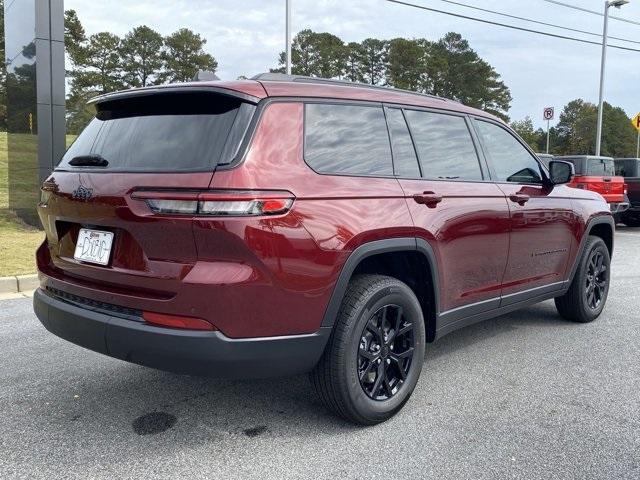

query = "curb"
[[0, 274, 38, 294]]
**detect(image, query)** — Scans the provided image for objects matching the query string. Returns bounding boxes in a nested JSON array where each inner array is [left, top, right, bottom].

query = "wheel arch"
[[588, 219, 614, 256], [566, 215, 615, 285], [320, 238, 440, 342]]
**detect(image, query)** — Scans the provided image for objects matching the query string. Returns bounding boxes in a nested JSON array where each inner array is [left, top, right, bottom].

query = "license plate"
[[73, 228, 114, 266]]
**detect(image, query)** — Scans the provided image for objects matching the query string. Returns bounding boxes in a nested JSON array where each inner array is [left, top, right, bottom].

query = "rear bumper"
[[609, 202, 630, 214], [33, 288, 330, 378]]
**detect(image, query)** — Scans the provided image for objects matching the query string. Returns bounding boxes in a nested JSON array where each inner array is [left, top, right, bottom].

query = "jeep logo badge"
[[72, 185, 94, 201]]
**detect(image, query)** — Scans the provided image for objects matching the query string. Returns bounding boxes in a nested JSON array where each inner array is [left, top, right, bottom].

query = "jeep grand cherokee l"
[[34, 73, 614, 425]]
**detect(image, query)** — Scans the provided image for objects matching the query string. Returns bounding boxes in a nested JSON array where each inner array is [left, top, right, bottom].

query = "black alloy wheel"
[[358, 304, 415, 401], [555, 236, 610, 323], [585, 249, 608, 310], [310, 274, 426, 425]]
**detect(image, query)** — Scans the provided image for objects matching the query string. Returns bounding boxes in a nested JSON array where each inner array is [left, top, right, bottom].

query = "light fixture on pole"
[[286, 0, 292, 75], [595, 0, 629, 156]]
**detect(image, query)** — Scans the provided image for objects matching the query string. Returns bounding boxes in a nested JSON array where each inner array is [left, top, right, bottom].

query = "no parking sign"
[[543, 107, 554, 121]]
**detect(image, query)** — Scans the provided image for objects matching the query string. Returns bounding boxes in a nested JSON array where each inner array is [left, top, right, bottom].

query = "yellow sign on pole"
[[28, 113, 33, 135]]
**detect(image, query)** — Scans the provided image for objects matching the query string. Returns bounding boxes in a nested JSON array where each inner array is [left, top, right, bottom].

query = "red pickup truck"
[[556, 156, 628, 214], [615, 158, 640, 226]]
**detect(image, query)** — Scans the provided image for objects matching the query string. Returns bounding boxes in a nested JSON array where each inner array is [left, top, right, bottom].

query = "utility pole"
[[596, 0, 629, 156], [286, 0, 292, 75]]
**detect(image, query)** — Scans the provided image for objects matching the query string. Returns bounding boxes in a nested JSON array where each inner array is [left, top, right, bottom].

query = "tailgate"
[[37, 89, 257, 296], [39, 171, 212, 297], [577, 176, 625, 203]]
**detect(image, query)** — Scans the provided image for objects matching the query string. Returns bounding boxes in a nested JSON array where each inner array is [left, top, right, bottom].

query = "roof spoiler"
[[88, 84, 260, 106]]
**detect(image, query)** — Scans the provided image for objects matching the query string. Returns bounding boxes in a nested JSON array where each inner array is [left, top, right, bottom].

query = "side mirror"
[[548, 160, 574, 185]]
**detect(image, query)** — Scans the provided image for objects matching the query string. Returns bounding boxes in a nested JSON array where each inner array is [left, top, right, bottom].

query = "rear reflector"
[[142, 311, 216, 331], [132, 190, 294, 216]]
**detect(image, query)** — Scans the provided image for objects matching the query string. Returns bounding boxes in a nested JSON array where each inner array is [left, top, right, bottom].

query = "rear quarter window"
[[304, 103, 393, 176]]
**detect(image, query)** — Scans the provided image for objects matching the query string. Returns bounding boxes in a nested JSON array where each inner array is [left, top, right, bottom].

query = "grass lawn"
[[0, 132, 76, 277]]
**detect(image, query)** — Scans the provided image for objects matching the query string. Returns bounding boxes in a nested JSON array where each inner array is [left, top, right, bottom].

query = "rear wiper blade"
[[68, 154, 109, 167]]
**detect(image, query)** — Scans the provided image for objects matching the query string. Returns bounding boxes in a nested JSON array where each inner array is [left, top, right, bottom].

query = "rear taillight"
[[132, 190, 294, 216], [576, 183, 587, 189], [142, 311, 216, 331], [624, 183, 628, 195]]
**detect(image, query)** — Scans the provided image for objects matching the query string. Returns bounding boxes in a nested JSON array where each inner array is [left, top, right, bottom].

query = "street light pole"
[[595, 0, 629, 156], [286, 0, 292, 75]]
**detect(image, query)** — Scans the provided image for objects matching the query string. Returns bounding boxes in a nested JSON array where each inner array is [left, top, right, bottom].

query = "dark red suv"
[[34, 74, 614, 424]]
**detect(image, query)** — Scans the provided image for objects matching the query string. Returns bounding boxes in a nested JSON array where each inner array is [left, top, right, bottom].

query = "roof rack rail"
[[251, 73, 451, 103]]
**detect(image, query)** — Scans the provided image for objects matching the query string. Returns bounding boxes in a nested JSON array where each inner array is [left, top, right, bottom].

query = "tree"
[[274, 29, 346, 78], [65, 89, 98, 135], [601, 103, 637, 158], [120, 26, 164, 88], [65, 12, 122, 133], [64, 10, 87, 66], [511, 117, 542, 150], [274, 29, 316, 75], [555, 99, 636, 157], [160, 28, 217, 83], [62, 10, 221, 133], [344, 42, 365, 83], [5, 42, 37, 133], [534, 126, 561, 154], [555, 99, 597, 155], [70, 32, 124, 94], [272, 30, 511, 119], [313, 32, 347, 79], [427, 33, 511, 120], [386, 38, 424, 91], [358, 38, 388, 85]]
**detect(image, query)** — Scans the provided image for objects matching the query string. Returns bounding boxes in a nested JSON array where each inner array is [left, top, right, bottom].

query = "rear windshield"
[[587, 158, 615, 176], [58, 92, 255, 172]]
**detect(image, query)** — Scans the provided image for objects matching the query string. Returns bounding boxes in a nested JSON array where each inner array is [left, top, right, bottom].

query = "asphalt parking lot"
[[1, 228, 639, 480]]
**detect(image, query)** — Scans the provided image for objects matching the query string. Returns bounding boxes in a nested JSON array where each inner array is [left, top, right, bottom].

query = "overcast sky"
[[66, 0, 640, 128]]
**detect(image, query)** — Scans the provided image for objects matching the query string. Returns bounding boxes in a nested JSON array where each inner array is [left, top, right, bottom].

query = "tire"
[[310, 274, 426, 425], [555, 236, 610, 323]]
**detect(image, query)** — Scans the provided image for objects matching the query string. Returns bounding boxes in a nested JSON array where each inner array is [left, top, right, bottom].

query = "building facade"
[[4, 0, 65, 225]]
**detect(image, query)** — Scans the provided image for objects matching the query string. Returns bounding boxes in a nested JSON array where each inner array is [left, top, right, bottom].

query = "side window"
[[476, 120, 543, 184], [403, 110, 483, 180], [385, 108, 421, 177], [304, 103, 393, 176]]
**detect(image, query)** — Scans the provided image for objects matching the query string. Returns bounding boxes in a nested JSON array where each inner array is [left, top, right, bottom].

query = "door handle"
[[413, 191, 443, 208], [509, 193, 530, 206]]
